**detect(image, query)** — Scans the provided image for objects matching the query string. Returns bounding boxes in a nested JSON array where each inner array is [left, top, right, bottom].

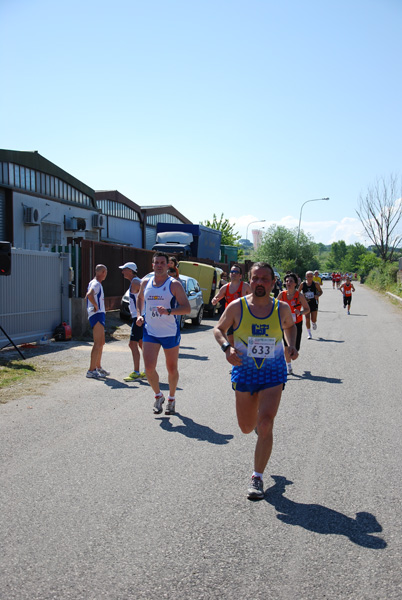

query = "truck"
[[152, 223, 222, 262]]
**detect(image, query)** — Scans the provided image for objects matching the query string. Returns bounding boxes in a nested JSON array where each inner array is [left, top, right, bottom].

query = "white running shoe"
[[287, 364, 293, 374], [312, 322, 317, 330], [153, 394, 165, 414], [247, 476, 264, 500], [165, 400, 176, 415], [307, 332, 312, 339], [97, 367, 110, 377], [86, 369, 105, 380]]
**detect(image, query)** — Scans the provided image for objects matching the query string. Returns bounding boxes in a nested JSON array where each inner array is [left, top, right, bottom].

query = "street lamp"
[[246, 219, 266, 242], [296, 197, 329, 265]]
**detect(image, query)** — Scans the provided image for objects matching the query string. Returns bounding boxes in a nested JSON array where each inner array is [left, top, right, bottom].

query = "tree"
[[201, 213, 241, 246], [356, 175, 402, 262], [253, 224, 317, 276], [358, 252, 381, 278], [342, 242, 368, 272]]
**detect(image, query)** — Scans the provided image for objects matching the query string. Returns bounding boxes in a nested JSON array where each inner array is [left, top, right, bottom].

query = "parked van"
[[178, 261, 222, 317]]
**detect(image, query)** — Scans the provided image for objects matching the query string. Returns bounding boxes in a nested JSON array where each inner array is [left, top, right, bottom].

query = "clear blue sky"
[[2, 0, 401, 245]]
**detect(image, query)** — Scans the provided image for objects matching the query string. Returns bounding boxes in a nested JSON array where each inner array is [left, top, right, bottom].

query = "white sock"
[[155, 392, 163, 398], [168, 396, 175, 402], [252, 471, 263, 480]]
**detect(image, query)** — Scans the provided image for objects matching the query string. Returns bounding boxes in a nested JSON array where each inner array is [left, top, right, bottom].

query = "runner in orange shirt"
[[339, 276, 355, 315], [278, 273, 310, 374], [212, 264, 251, 344]]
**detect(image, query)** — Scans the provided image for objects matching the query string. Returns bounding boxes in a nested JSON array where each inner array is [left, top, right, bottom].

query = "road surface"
[[1, 282, 401, 599]]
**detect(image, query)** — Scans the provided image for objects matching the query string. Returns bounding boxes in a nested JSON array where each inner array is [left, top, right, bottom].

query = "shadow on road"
[[179, 352, 209, 361], [264, 475, 386, 549], [156, 413, 234, 445], [314, 337, 345, 343], [291, 371, 342, 384]]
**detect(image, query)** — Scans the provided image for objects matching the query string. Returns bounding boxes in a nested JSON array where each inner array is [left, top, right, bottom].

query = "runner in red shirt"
[[340, 276, 355, 315], [212, 264, 251, 344]]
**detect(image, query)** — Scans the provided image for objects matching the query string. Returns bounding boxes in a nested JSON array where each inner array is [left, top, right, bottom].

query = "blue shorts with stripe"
[[89, 313, 105, 328], [143, 330, 181, 349]]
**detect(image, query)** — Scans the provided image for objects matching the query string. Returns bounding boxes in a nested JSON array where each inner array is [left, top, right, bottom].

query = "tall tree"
[[201, 213, 241, 246], [253, 225, 317, 275], [356, 175, 402, 262]]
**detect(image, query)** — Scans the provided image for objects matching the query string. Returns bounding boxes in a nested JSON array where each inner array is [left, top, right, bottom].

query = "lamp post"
[[246, 219, 266, 242], [296, 197, 329, 266]]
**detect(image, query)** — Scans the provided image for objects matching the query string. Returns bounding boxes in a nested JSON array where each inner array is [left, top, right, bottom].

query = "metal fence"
[[0, 249, 69, 347]]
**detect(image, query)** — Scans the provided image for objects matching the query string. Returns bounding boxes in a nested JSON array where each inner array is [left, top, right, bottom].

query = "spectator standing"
[[85, 264, 109, 380], [119, 262, 146, 381]]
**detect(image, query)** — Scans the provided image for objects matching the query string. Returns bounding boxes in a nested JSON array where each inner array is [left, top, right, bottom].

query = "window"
[[25, 168, 30, 191], [41, 223, 61, 245], [5, 163, 11, 185]]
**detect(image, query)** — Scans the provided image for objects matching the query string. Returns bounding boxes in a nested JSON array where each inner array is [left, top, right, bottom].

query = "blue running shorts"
[[143, 330, 181, 349], [89, 313, 105, 328]]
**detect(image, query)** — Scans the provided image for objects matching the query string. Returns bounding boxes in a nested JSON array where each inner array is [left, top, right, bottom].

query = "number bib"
[[247, 337, 275, 359], [304, 291, 314, 300]]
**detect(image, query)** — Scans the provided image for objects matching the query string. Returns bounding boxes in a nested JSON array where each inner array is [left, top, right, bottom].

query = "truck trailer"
[[152, 223, 222, 262]]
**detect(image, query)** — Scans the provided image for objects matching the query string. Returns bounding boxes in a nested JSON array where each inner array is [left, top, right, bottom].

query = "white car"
[[120, 274, 204, 328]]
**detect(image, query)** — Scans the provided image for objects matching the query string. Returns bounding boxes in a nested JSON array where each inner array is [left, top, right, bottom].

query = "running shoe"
[[312, 322, 317, 330], [153, 394, 165, 414], [97, 367, 110, 377], [307, 332, 312, 339], [287, 364, 293, 375], [124, 371, 147, 381], [347, 310, 350, 315], [165, 400, 176, 415], [247, 476, 264, 500], [86, 369, 105, 380]]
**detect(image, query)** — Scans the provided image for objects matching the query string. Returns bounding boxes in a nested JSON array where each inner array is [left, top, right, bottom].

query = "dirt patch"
[[0, 311, 131, 403]]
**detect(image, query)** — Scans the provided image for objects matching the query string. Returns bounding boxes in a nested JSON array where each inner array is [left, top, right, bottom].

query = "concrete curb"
[[386, 291, 402, 303]]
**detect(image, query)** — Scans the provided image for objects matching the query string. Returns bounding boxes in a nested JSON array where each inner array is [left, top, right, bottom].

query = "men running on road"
[[86, 264, 109, 380], [211, 264, 251, 344], [136, 252, 191, 415], [340, 276, 355, 315], [119, 262, 146, 381], [299, 270, 323, 339], [214, 262, 298, 500]]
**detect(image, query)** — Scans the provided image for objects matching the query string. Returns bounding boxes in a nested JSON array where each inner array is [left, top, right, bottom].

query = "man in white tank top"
[[136, 252, 191, 415]]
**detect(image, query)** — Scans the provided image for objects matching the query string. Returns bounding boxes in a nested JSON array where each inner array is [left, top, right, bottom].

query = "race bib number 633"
[[247, 337, 275, 359]]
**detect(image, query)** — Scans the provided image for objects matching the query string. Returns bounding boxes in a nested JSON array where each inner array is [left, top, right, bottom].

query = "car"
[[320, 272, 332, 280], [178, 261, 223, 317], [120, 274, 204, 329]]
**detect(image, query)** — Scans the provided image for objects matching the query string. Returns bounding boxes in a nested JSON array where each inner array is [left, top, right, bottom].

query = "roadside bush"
[[365, 261, 400, 294]]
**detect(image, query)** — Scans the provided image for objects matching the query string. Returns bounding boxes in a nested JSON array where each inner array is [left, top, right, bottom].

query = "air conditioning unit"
[[64, 216, 87, 231], [24, 207, 40, 225], [92, 214, 105, 229]]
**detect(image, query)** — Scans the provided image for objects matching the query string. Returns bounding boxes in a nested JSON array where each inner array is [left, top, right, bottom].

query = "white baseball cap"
[[119, 262, 138, 272]]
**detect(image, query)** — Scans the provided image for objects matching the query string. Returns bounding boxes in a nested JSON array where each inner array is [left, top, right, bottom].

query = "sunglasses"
[[230, 270, 240, 274]]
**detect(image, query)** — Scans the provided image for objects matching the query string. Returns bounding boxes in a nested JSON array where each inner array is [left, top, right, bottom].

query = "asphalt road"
[[1, 283, 401, 599]]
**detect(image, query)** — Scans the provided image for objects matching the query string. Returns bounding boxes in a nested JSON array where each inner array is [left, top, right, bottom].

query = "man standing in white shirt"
[[85, 264, 108, 380]]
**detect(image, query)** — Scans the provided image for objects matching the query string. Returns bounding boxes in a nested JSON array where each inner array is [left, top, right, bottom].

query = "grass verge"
[[0, 359, 38, 400]]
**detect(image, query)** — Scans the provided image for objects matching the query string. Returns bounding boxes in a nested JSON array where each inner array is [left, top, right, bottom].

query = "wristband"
[[221, 342, 231, 353]]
